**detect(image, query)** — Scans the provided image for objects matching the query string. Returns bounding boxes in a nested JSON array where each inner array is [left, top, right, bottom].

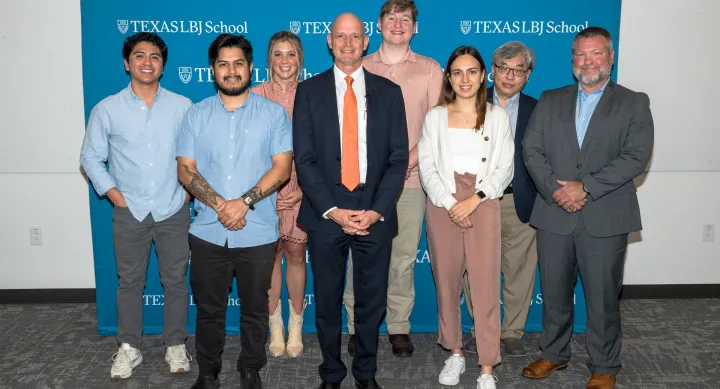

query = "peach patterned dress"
[[252, 81, 307, 244]]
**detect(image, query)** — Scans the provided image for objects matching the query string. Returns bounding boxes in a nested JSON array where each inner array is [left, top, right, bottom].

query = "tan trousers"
[[427, 173, 501, 367], [344, 188, 426, 334], [463, 193, 538, 339]]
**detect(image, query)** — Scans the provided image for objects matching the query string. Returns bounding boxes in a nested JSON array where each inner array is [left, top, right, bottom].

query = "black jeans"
[[189, 235, 277, 375]]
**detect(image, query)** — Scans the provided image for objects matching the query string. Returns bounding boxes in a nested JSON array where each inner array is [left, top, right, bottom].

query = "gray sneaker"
[[501, 338, 527, 357], [462, 337, 477, 354]]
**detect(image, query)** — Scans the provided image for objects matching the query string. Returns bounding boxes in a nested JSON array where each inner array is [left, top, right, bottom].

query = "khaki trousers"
[[463, 193, 538, 340]]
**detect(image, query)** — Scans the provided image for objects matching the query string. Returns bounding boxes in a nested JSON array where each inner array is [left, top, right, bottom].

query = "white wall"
[[0, 0, 95, 289], [618, 0, 719, 172], [0, 0, 717, 289], [618, 0, 720, 284]]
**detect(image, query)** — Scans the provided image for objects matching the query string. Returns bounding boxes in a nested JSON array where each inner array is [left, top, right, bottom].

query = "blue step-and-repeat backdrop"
[[80, 0, 622, 336]]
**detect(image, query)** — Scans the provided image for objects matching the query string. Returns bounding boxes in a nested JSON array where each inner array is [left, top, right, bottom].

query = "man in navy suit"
[[462, 41, 539, 357], [292, 12, 409, 389]]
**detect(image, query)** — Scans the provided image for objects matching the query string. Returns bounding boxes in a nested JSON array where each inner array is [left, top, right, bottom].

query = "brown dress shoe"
[[587, 374, 615, 389], [521, 358, 568, 379]]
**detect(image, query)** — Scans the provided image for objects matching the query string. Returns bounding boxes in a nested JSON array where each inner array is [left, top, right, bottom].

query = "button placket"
[[228, 115, 237, 195]]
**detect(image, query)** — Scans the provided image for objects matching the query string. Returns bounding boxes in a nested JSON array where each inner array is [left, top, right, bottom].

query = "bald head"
[[327, 12, 369, 73], [331, 13, 365, 36]]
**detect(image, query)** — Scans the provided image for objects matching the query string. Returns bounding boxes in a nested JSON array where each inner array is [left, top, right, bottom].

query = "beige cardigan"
[[418, 103, 515, 210]]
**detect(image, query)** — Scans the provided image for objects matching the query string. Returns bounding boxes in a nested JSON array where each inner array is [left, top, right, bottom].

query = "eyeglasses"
[[493, 64, 528, 77]]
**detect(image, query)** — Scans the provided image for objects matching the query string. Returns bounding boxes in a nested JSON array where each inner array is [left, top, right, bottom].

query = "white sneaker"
[[439, 354, 466, 385], [110, 343, 142, 379], [165, 344, 192, 373], [476, 374, 498, 389]]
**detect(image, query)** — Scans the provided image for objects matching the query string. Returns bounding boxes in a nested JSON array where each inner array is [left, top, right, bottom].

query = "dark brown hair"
[[379, 0, 419, 23], [438, 46, 488, 132], [573, 26, 613, 52]]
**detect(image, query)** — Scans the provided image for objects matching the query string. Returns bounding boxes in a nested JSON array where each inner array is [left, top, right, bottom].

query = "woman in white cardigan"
[[418, 46, 514, 389]]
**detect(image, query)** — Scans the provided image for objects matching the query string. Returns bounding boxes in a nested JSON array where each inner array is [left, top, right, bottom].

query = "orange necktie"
[[341, 75, 360, 191]]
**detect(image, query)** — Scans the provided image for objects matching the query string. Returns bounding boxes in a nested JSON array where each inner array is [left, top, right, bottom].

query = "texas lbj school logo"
[[289, 21, 388, 36], [117, 20, 129, 34], [460, 21, 472, 35], [178, 67, 192, 84], [116, 20, 248, 35], [179, 65, 319, 83], [460, 20, 589, 36]]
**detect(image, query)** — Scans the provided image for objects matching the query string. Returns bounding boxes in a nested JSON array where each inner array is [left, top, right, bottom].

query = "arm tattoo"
[[242, 180, 283, 205], [183, 165, 220, 207]]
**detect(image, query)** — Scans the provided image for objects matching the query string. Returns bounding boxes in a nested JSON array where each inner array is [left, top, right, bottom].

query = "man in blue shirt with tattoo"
[[176, 34, 293, 389], [80, 32, 193, 380]]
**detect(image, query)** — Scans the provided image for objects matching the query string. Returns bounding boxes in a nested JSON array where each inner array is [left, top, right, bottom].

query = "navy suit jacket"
[[488, 87, 538, 223], [292, 67, 409, 234]]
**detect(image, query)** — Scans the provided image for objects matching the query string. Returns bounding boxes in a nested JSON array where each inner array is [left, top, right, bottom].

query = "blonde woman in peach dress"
[[251, 30, 307, 358]]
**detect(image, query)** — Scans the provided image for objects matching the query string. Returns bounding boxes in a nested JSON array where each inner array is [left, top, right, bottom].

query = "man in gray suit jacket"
[[520, 27, 653, 389]]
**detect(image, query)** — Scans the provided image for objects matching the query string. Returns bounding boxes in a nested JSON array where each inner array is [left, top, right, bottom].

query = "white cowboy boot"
[[268, 300, 285, 357], [286, 299, 307, 357]]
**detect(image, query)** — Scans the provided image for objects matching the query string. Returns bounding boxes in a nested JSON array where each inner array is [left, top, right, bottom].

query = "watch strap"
[[243, 196, 256, 211]]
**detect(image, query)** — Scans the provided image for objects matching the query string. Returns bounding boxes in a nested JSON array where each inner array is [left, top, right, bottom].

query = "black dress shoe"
[[317, 381, 342, 389], [356, 378, 382, 389], [239, 368, 262, 389], [190, 374, 220, 389], [388, 334, 414, 357], [347, 334, 356, 357]]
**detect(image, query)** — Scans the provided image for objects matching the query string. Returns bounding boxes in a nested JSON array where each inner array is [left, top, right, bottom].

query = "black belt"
[[503, 185, 513, 195]]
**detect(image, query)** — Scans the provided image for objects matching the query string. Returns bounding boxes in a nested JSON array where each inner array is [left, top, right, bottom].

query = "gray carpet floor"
[[1, 299, 719, 388]]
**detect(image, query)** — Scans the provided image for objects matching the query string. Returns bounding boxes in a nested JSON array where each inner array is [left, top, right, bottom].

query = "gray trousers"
[[112, 205, 190, 348], [537, 214, 627, 375]]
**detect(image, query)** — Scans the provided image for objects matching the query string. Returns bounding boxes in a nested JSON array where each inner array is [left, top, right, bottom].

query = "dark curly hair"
[[122, 32, 168, 68]]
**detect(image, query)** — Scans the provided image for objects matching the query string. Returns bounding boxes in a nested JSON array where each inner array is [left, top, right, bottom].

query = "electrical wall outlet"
[[29, 227, 43, 246], [702, 224, 715, 242]]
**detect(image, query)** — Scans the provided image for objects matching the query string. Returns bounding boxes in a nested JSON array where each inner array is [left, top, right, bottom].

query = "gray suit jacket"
[[521, 81, 654, 237]]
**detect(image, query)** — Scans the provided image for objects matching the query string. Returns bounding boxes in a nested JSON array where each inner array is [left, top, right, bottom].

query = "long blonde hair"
[[266, 31, 304, 81]]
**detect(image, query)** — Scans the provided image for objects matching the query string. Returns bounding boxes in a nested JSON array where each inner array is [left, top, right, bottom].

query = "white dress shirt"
[[323, 65, 370, 219]]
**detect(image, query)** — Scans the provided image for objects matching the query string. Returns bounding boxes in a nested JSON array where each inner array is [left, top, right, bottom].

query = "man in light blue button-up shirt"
[[176, 34, 292, 389], [79, 32, 193, 379], [521, 27, 654, 387], [575, 78, 609, 147]]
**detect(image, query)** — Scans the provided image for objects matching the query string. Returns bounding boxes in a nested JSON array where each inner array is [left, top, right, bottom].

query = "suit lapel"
[[364, 69, 377, 165], [580, 81, 616, 152], [516, 94, 532, 150], [320, 68, 342, 158], [563, 86, 580, 153]]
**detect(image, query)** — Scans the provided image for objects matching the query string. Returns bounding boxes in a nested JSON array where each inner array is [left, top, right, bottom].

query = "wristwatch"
[[242, 195, 256, 211], [476, 190, 486, 200]]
